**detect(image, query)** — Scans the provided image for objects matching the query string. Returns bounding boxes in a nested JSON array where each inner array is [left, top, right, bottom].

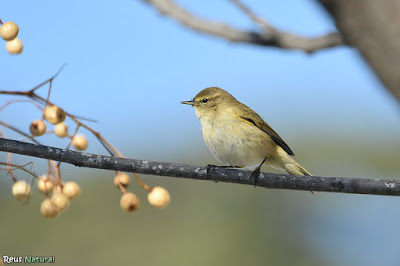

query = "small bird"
[[181, 87, 316, 194]]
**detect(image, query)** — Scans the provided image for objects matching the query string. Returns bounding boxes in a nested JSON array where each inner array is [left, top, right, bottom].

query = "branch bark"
[[318, 0, 400, 102], [1, 138, 400, 196], [142, 0, 344, 53]]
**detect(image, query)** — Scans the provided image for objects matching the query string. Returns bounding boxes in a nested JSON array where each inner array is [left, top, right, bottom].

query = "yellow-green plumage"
[[182, 87, 314, 192]]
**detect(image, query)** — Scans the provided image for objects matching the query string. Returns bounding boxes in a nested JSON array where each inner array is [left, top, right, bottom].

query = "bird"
[[181, 87, 317, 194]]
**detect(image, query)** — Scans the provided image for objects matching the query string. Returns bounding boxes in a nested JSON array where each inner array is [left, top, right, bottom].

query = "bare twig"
[[141, 0, 344, 53], [0, 72, 123, 157], [1, 138, 400, 196], [229, 0, 277, 34], [0, 69, 148, 190], [0, 99, 42, 112], [0, 121, 39, 144], [0, 161, 40, 180], [28, 64, 67, 94], [0, 129, 17, 182]]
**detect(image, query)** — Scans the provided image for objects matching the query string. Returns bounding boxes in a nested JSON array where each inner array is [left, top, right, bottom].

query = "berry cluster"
[[0, 20, 23, 54], [114, 173, 170, 211], [1, 66, 170, 217], [29, 104, 89, 151], [12, 102, 87, 218], [12, 178, 80, 218]]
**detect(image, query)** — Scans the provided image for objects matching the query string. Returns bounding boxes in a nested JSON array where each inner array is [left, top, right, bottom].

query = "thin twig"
[[0, 69, 147, 189], [28, 64, 67, 94], [142, 0, 344, 53], [0, 161, 40, 180], [0, 99, 42, 112], [41, 79, 53, 121], [229, 0, 277, 34], [0, 121, 40, 144], [0, 129, 17, 182]]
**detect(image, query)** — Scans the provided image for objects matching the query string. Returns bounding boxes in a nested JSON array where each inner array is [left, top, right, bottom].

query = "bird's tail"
[[284, 160, 318, 195]]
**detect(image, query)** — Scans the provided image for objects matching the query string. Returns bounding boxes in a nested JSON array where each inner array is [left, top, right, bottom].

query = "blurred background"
[[1, 0, 400, 265]]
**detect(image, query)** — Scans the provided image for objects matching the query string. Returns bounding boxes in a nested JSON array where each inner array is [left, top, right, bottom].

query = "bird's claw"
[[250, 168, 261, 188], [206, 164, 219, 183], [206, 164, 218, 172]]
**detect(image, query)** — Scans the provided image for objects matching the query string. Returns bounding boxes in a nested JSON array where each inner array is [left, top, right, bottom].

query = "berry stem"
[[57, 124, 80, 168], [41, 79, 54, 121], [0, 161, 40, 180]]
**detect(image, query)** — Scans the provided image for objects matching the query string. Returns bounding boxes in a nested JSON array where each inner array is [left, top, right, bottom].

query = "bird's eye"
[[202, 98, 208, 103]]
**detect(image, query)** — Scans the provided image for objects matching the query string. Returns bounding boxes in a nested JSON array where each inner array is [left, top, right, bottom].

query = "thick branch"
[[1, 138, 399, 196], [142, 0, 344, 53], [318, 0, 400, 102]]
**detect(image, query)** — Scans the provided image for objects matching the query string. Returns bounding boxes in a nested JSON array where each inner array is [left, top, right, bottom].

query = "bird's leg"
[[250, 158, 267, 188]]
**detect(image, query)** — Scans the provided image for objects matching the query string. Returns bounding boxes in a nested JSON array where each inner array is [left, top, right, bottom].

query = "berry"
[[40, 199, 59, 218], [44, 105, 66, 125], [51, 192, 69, 212], [147, 186, 170, 208], [37, 175, 54, 194], [62, 182, 81, 199], [72, 135, 88, 151], [0, 21, 19, 41], [12, 180, 31, 202], [120, 192, 140, 212], [114, 173, 130, 189], [6, 38, 23, 54], [54, 122, 68, 138], [29, 120, 46, 136]]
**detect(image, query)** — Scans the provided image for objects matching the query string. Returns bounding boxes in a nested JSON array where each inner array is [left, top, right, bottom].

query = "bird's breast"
[[199, 115, 274, 169]]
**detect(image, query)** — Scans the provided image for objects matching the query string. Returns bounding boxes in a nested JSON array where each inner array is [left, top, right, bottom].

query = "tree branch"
[[1, 138, 399, 196], [318, 0, 400, 102], [141, 0, 344, 53]]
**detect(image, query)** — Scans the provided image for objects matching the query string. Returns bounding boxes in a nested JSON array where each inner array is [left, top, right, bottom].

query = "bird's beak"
[[180, 100, 194, 106]]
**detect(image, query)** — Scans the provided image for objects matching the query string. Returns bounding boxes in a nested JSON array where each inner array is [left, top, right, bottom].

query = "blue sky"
[[1, 0, 399, 156]]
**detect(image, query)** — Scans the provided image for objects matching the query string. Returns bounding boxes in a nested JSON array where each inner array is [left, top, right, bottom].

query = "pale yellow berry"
[[147, 186, 170, 208], [72, 134, 88, 151], [40, 199, 59, 218], [0, 21, 19, 41], [44, 105, 66, 125], [120, 192, 140, 212], [37, 175, 55, 194], [62, 181, 81, 199], [54, 122, 68, 138], [51, 192, 69, 212], [12, 180, 31, 202], [6, 38, 23, 54], [29, 120, 46, 136], [114, 173, 130, 188]]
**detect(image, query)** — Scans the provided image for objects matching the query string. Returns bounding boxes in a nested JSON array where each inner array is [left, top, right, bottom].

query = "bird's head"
[[181, 87, 236, 119]]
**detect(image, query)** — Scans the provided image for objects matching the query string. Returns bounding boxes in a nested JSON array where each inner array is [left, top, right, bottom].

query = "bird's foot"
[[250, 158, 266, 188], [250, 168, 261, 188], [206, 164, 219, 183], [206, 164, 218, 171]]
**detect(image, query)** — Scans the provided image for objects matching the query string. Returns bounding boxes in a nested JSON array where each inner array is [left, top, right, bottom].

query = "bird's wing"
[[238, 104, 295, 156]]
